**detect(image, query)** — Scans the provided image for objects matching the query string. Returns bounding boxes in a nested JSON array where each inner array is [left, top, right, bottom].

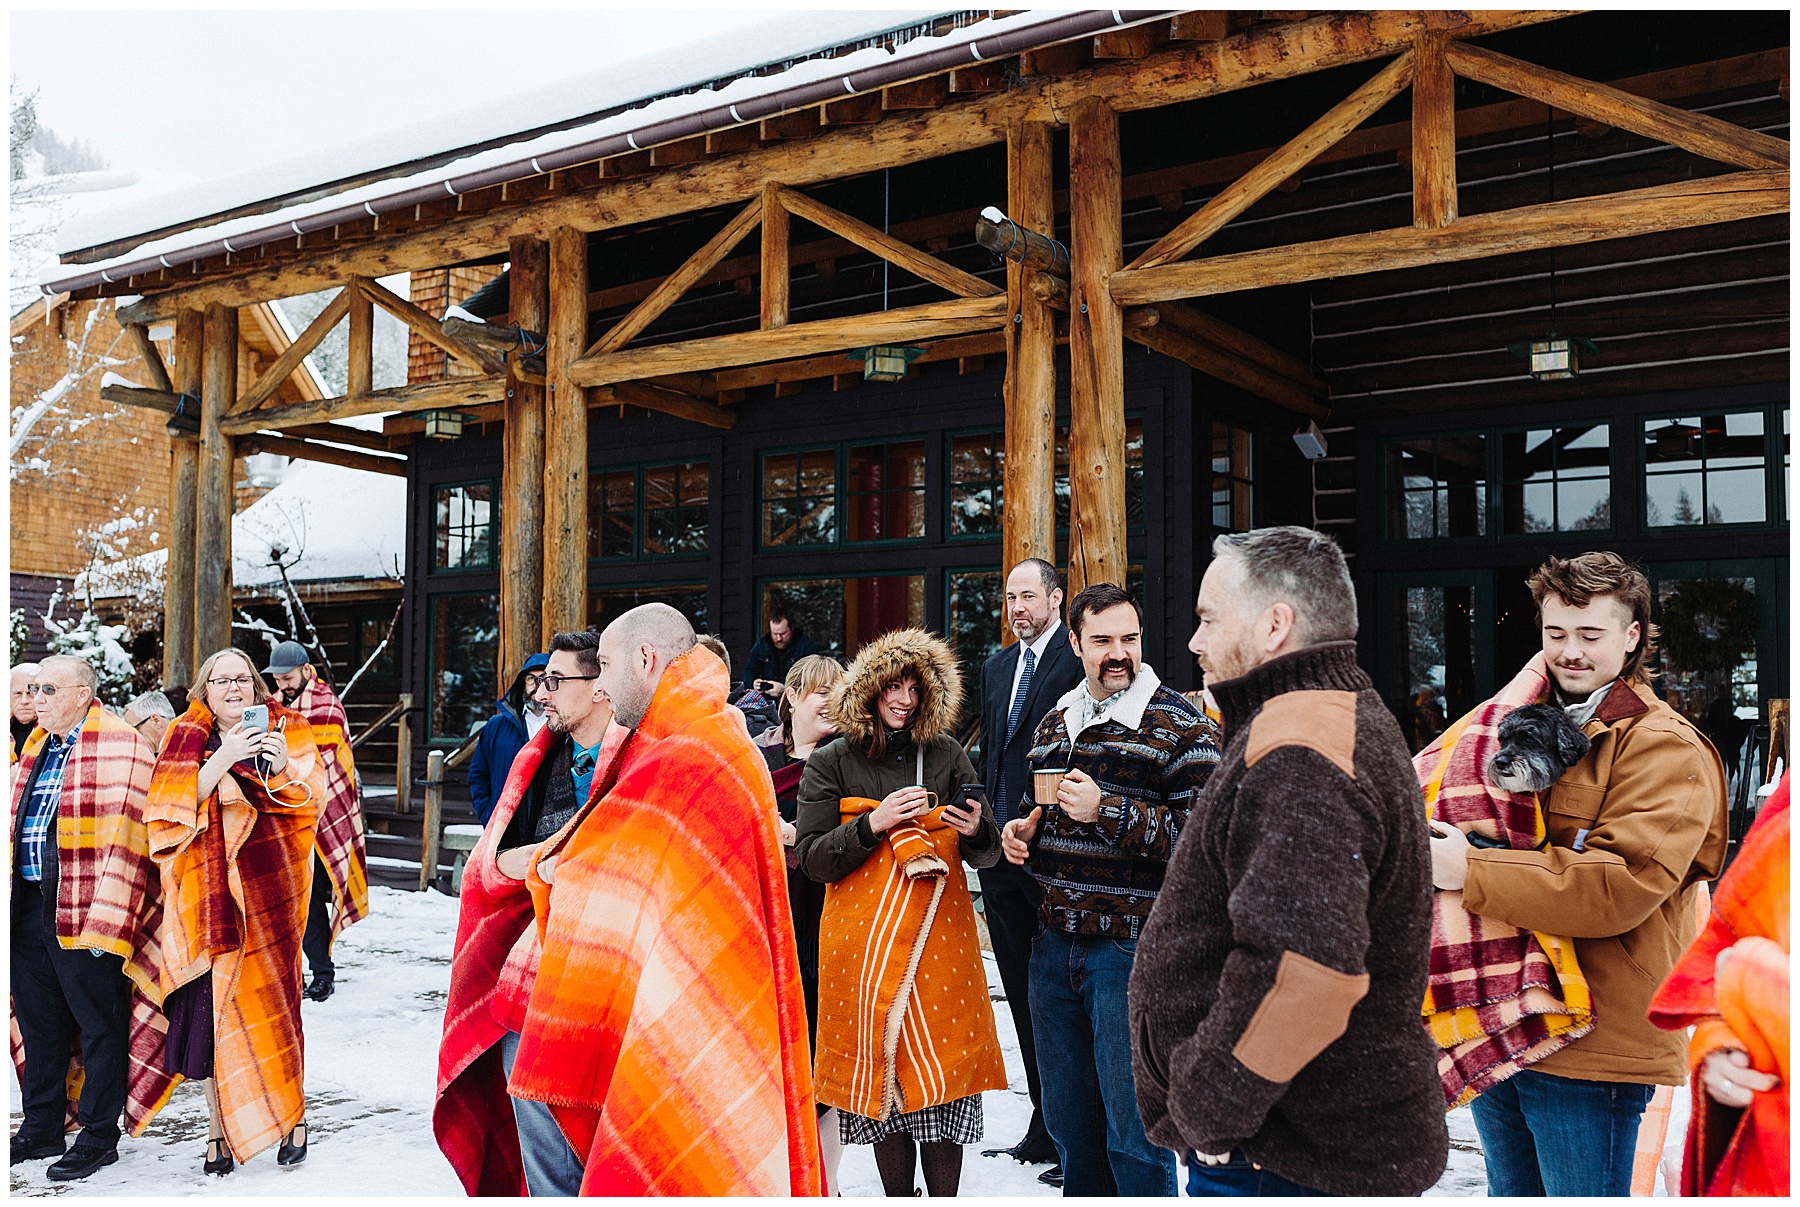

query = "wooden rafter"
[[1109, 170, 1789, 304], [218, 374, 506, 434], [233, 286, 352, 413], [774, 185, 1002, 298], [587, 195, 764, 357], [567, 294, 1007, 388], [760, 182, 789, 329], [1412, 31, 1457, 229], [1443, 40, 1790, 171], [234, 432, 408, 477], [1128, 50, 1416, 269], [124, 323, 173, 392], [593, 382, 737, 429], [359, 276, 505, 375]]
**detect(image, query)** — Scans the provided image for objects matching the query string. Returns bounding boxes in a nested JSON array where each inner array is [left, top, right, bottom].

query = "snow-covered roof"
[[42, 10, 1150, 296], [12, 168, 196, 313]]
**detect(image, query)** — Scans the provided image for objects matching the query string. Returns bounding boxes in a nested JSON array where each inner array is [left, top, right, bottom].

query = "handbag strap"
[[915, 744, 925, 788]]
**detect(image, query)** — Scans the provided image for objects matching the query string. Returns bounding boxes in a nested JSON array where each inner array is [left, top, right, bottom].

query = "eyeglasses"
[[33, 683, 85, 698], [208, 675, 257, 689], [540, 673, 599, 692], [22, 684, 41, 695], [523, 673, 547, 689]]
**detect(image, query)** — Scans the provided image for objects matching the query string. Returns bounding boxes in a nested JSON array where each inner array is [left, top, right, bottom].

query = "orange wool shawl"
[[298, 679, 369, 948], [145, 700, 324, 1164], [812, 794, 1007, 1123], [510, 647, 824, 1196]]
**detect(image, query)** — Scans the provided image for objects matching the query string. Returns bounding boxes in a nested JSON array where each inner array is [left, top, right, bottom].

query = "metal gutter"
[[44, 9, 1163, 298]]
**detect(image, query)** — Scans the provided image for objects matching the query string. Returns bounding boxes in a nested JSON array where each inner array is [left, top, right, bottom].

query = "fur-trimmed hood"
[[826, 628, 962, 745]]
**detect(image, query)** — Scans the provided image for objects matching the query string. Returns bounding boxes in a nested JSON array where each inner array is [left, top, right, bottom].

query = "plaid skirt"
[[839, 1094, 984, 1145]]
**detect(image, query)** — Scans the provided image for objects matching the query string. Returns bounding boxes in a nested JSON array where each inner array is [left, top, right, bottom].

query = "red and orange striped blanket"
[[146, 700, 324, 1164], [434, 720, 627, 1197], [298, 679, 369, 947], [7, 704, 179, 1135], [511, 647, 824, 1196], [1415, 655, 1593, 1108]]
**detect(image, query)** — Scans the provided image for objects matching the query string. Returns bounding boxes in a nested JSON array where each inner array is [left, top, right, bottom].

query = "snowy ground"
[[12, 884, 1679, 1197]]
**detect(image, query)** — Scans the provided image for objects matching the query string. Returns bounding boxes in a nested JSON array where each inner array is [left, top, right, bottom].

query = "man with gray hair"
[[121, 692, 176, 750], [1128, 527, 1447, 1195], [12, 663, 42, 763]]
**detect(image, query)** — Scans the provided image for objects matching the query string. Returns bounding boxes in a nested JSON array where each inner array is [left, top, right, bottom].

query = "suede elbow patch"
[[1231, 950, 1370, 1084]]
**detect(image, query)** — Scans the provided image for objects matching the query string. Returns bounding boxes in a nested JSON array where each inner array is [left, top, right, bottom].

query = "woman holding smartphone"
[[795, 629, 1007, 1198], [145, 647, 327, 1176]]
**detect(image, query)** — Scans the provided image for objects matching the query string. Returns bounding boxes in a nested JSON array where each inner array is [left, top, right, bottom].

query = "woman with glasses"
[[144, 647, 328, 1176]]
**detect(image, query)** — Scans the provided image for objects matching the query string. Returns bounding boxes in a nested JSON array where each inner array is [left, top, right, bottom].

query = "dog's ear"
[[1556, 717, 1591, 766]]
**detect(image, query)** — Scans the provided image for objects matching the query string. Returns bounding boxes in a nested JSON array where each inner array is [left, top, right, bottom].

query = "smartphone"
[[241, 705, 269, 736], [951, 783, 986, 819]]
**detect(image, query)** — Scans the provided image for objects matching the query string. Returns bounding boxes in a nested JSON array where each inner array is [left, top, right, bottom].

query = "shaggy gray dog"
[[1486, 703, 1591, 795]]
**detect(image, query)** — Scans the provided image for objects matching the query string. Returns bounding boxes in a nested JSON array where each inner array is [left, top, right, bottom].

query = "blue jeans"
[[1030, 930, 1177, 1196], [1468, 1068, 1654, 1196], [1186, 1152, 1328, 1196], [499, 1030, 585, 1196]]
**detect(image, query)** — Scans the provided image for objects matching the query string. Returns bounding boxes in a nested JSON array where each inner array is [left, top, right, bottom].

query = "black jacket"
[[977, 622, 1084, 827], [743, 632, 820, 690]]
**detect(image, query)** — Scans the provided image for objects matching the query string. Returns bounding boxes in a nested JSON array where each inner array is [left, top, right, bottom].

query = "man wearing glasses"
[[9, 656, 166, 1181], [120, 692, 176, 751], [11, 663, 41, 764], [467, 652, 551, 826]]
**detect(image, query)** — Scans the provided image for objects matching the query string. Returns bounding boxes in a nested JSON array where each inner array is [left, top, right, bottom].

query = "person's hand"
[[943, 796, 983, 838], [1701, 1047, 1779, 1108], [1428, 819, 1470, 891], [1001, 806, 1042, 865], [535, 853, 559, 885], [869, 785, 931, 834], [779, 819, 798, 847], [496, 841, 540, 881], [213, 722, 259, 767], [259, 730, 288, 775], [1057, 769, 1102, 823]]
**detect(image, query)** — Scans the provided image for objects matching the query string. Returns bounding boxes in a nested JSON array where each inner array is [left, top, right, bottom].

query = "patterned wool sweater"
[[1023, 665, 1221, 938]]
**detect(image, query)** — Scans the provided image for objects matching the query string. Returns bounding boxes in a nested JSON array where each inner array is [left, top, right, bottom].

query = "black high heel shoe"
[[204, 1137, 234, 1176], [277, 1121, 308, 1167]]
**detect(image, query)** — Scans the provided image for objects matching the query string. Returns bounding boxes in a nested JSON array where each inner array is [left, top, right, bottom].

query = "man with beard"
[[468, 654, 550, 825], [975, 558, 1084, 1179], [1001, 584, 1219, 1196], [265, 642, 368, 1002]]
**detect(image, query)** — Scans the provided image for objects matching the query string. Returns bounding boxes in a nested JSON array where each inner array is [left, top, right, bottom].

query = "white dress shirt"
[[1008, 620, 1064, 715]]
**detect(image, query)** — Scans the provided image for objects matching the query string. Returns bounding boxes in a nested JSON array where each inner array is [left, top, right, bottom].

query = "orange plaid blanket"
[[146, 700, 324, 1163], [298, 679, 369, 946], [7, 705, 179, 1135], [812, 795, 1007, 1122], [510, 647, 824, 1196]]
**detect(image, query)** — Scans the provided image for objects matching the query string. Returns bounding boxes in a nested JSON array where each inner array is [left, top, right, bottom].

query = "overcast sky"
[[10, 8, 784, 181]]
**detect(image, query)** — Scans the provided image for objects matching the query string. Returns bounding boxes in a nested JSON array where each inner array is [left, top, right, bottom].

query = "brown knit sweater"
[[1128, 642, 1448, 1196]]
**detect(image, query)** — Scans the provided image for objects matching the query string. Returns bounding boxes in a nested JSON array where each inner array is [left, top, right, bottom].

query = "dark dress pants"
[[11, 881, 131, 1150], [980, 861, 1052, 1149], [302, 852, 334, 976]]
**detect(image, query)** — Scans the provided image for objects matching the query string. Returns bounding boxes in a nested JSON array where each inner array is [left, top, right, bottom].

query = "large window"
[[846, 441, 926, 542], [760, 441, 926, 549], [1644, 411, 1769, 528], [1212, 421, 1254, 532], [433, 482, 497, 570], [1385, 435, 1488, 540], [1055, 417, 1146, 533], [588, 583, 708, 634], [761, 448, 839, 547], [948, 431, 1004, 538], [947, 568, 1004, 721], [588, 460, 709, 560], [429, 593, 497, 740], [1500, 424, 1612, 534], [760, 575, 924, 658]]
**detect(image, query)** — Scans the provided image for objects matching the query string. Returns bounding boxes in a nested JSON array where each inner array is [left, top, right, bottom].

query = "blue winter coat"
[[467, 652, 549, 824]]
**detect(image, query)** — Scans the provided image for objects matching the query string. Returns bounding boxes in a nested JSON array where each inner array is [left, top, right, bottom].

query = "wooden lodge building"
[[50, 9, 1788, 830]]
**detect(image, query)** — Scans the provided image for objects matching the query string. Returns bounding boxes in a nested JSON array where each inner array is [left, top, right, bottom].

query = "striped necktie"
[[994, 645, 1037, 828]]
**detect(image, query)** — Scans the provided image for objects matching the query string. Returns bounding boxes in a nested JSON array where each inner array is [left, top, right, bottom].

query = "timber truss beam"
[[1114, 33, 1791, 303], [101, 381, 411, 473]]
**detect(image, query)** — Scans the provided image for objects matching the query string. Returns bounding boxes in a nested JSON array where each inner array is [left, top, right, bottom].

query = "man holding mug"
[[1001, 583, 1221, 1196]]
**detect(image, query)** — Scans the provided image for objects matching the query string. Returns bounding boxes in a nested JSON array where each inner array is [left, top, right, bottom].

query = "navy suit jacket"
[[977, 621, 1085, 829]]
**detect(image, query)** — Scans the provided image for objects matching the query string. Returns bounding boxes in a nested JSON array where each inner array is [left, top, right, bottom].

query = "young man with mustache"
[[1002, 583, 1220, 1196], [1429, 552, 1728, 1197]]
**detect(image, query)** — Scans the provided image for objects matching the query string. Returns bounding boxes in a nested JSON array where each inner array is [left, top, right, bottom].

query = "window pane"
[[761, 450, 835, 546], [1655, 575, 1760, 749], [1560, 477, 1611, 531], [430, 594, 497, 740], [848, 440, 924, 542], [1646, 410, 1769, 528], [1211, 421, 1253, 532], [763, 580, 846, 658], [1389, 436, 1485, 539], [588, 468, 635, 559], [799, 450, 836, 493], [1646, 472, 1705, 526], [1706, 467, 1767, 524], [950, 432, 1003, 537], [1645, 417, 1703, 470], [589, 584, 708, 634], [948, 570, 1003, 728], [1054, 420, 1147, 533], [1392, 584, 1476, 753], [642, 462, 708, 556], [434, 483, 495, 570], [644, 464, 677, 510]]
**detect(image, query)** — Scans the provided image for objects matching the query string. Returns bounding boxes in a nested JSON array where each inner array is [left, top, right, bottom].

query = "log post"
[[395, 692, 414, 814], [165, 310, 203, 686], [761, 182, 789, 329], [346, 279, 374, 397], [196, 303, 237, 658], [1065, 96, 1129, 602], [1413, 31, 1458, 229], [500, 237, 549, 683], [542, 226, 590, 637], [1001, 121, 1058, 640], [419, 749, 445, 892]]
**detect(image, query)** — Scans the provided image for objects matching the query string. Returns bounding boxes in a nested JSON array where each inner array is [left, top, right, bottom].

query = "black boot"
[[10, 1129, 65, 1163], [303, 971, 335, 1002], [47, 1141, 117, 1182]]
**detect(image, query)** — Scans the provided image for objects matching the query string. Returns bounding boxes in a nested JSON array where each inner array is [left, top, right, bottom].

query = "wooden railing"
[[350, 693, 413, 813], [418, 725, 485, 892]]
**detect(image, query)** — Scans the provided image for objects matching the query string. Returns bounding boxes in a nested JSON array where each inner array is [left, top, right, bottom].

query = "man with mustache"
[[1002, 583, 1220, 1196], [1429, 552, 1727, 1197]]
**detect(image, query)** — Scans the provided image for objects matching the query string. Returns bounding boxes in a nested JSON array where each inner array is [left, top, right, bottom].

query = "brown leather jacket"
[[1461, 679, 1728, 1085]]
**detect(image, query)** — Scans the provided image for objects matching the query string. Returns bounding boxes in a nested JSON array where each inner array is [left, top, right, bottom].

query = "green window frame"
[[1055, 414, 1147, 535], [1383, 433, 1489, 542], [427, 591, 498, 742], [588, 459, 711, 561], [589, 464, 638, 561], [946, 428, 1004, 540], [759, 439, 928, 551], [588, 581, 710, 633], [432, 479, 499, 572], [1382, 421, 1618, 543], [1498, 423, 1613, 535], [1642, 407, 1780, 530], [760, 445, 840, 549], [1211, 420, 1254, 533]]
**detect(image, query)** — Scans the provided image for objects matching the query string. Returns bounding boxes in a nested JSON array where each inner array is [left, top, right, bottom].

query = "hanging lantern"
[[1508, 336, 1598, 382], [848, 345, 925, 382], [423, 410, 470, 439]]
